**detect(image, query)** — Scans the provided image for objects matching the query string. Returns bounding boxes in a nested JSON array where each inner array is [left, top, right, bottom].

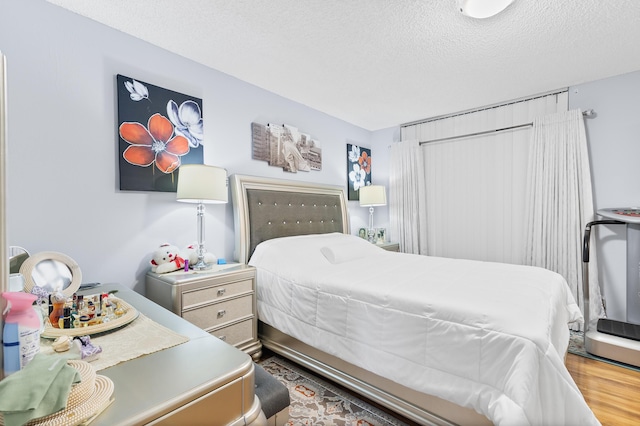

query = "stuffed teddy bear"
[[150, 243, 186, 274], [183, 242, 217, 267]]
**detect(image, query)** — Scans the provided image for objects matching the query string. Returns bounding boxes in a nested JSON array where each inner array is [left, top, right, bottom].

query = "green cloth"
[[0, 353, 80, 426]]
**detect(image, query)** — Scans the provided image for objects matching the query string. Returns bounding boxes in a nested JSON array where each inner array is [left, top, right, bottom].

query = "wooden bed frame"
[[231, 174, 490, 426]]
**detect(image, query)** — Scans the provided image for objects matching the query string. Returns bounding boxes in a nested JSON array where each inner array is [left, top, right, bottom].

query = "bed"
[[230, 174, 599, 426]]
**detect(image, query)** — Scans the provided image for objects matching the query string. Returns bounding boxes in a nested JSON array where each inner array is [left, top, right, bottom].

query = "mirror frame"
[[19, 251, 82, 298], [0, 51, 7, 378]]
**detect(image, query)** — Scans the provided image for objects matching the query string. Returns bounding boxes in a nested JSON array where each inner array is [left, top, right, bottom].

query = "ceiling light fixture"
[[457, 0, 515, 19]]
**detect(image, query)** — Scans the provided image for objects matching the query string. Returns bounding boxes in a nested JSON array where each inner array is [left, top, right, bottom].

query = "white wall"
[[0, 1, 393, 294], [367, 126, 401, 233], [569, 70, 640, 321]]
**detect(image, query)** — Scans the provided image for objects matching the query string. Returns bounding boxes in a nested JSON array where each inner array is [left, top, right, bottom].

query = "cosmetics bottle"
[[48, 294, 53, 315], [49, 292, 66, 329], [2, 292, 40, 374], [58, 307, 71, 329], [76, 295, 85, 314], [2, 322, 19, 375], [101, 293, 115, 321]]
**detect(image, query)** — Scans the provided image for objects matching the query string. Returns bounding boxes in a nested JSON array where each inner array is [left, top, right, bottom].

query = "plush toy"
[[184, 243, 217, 267], [150, 243, 186, 274]]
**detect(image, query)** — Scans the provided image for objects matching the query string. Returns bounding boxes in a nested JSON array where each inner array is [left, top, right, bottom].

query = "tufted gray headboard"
[[231, 174, 350, 263]]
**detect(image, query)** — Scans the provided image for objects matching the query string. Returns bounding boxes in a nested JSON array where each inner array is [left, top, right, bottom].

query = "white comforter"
[[249, 233, 599, 426]]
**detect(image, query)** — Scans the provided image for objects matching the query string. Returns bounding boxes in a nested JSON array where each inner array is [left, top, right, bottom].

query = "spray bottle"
[[2, 292, 40, 375]]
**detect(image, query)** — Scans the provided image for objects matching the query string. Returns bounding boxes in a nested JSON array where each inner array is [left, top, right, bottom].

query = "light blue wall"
[[0, 1, 393, 293], [5, 1, 635, 311], [570, 70, 640, 321]]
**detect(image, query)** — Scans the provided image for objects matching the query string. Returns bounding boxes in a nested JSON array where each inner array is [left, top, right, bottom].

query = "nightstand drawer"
[[212, 319, 253, 347], [146, 264, 261, 360], [183, 295, 253, 330], [182, 278, 253, 308]]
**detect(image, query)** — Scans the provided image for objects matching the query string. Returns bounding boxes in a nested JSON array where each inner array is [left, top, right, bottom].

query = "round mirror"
[[19, 251, 82, 298]]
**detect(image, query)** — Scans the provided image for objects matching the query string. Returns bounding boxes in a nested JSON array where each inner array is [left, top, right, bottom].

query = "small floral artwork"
[[117, 74, 204, 191], [347, 143, 371, 200]]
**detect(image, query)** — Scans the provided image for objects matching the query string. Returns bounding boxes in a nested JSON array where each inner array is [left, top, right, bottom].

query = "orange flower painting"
[[120, 113, 190, 174], [358, 150, 371, 174], [117, 74, 204, 192], [347, 143, 372, 200]]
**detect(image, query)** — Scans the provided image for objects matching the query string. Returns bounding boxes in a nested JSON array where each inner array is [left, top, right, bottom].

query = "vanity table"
[[79, 283, 264, 426]]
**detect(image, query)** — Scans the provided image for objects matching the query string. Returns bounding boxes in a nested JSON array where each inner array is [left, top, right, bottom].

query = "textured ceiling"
[[45, 0, 640, 130]]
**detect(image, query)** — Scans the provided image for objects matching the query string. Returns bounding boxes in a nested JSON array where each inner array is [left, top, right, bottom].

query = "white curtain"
[[523, 109, 604, 330], [389, 140, 428, 254], [402, 92, 568, 264]]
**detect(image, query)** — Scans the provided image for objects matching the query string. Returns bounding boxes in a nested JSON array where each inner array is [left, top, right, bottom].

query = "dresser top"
[[83, 283, 254, 425], [146, 263, 254, 285]]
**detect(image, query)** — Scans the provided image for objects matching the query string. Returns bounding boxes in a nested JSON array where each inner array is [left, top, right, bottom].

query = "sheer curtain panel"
[[401, 92, 568, 264], [389, 140, 428, 254], [523, 109, 604, 330]]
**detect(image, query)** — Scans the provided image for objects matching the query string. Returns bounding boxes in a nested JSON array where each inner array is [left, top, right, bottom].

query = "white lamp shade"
[[457, 0, 514, 18], [176, 164, 228, 204], [359, 185, 387, 207]]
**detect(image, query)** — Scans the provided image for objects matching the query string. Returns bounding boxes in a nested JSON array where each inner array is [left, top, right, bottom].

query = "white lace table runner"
[[40, 314, 190, 371]]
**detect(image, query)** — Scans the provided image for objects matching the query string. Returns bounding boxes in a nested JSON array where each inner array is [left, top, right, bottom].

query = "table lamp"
[[359, 185, 387, 243], [176, 164, 228, 270]]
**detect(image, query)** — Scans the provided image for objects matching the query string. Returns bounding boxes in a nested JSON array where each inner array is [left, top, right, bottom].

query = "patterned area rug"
[[260, 332, 636, 425], [259, 356, 409, 426]]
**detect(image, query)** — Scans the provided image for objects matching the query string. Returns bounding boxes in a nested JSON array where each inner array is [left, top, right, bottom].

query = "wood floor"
[[566, 352, 640, 425]]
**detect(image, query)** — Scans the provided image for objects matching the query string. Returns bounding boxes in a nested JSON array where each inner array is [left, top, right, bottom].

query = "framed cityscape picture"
[[251, 122, 322, 173]]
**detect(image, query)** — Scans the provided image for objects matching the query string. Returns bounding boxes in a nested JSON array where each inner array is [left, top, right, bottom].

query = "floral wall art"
[[117, 74, 204, 191], [251, 122, 322, 173], [347, 143, 371, 200]]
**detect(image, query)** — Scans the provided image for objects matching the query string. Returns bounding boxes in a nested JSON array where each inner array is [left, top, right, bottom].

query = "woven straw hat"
[[1, 360, 114, 426]]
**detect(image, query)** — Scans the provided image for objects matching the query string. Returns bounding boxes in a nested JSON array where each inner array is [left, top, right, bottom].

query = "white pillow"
[[320, 240, 382, 264]]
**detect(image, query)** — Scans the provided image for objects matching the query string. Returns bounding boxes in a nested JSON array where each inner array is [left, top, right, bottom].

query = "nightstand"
[[145, 263, 262, 360], [376, 241, 400, 252]]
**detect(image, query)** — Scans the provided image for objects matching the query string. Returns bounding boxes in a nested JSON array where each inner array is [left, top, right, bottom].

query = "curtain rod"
[[418, 109, 595, 145], [419, 123, 531, 145], [402, 88, 568, 128]]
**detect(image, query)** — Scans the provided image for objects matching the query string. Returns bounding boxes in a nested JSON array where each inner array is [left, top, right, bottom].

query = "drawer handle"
[[218, 335, 227, 341], [217, 288, 226, 297], [217, 309, 226, 318]]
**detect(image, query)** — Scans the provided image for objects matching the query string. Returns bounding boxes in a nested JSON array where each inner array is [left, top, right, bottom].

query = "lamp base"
[[192, 201, 213, 271], [367, 206, 376, 243], [191, 259, 213, 271]]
